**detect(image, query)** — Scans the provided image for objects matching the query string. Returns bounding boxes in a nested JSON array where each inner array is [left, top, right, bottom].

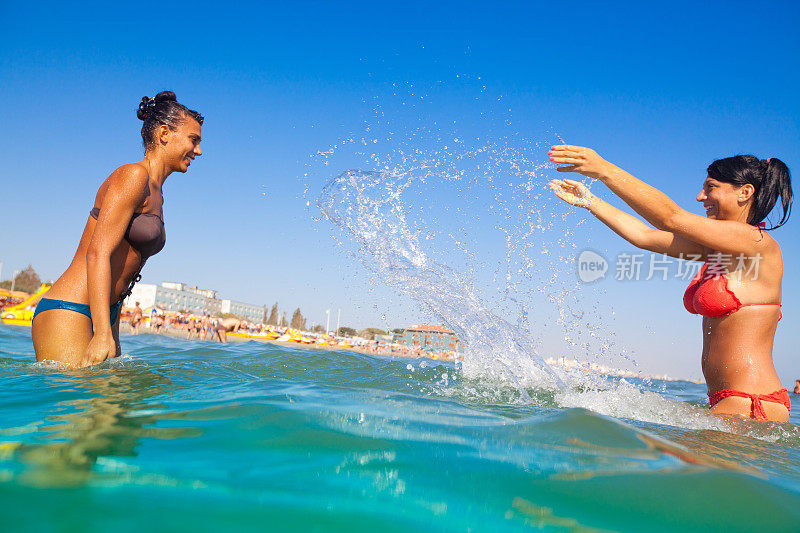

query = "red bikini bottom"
[[708, 388, 791, 420]]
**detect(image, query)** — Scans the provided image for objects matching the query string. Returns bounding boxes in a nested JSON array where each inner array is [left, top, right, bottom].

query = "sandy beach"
[[129, 325, 442, 361]]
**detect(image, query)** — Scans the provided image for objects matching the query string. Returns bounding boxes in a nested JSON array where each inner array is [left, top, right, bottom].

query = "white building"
[[220, 299, 266, 323], [124, 282, 220, 315], [123, 282, 264, 321], [160, 282, 217, 300]]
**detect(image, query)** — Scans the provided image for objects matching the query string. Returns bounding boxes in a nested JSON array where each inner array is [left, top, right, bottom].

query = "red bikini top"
[[683, 262, 781, 318]]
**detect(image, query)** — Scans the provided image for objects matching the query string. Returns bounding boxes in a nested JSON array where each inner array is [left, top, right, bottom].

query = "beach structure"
[[393, 324, 461, 352], [123, 282, 265, 322], [0, 284, 51, 326], [219, 299, 266, 323]]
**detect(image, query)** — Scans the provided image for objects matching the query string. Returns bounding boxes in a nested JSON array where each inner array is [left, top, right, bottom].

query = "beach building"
[[124, 283, 220, 315], [393, 325, 461, 352], [219, 299, 266, 323], [123, 282, 265, 321]]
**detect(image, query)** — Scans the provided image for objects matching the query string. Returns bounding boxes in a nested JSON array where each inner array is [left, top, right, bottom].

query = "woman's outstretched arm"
[[549, 145, 766, 256], [549, 178, 705, 259]]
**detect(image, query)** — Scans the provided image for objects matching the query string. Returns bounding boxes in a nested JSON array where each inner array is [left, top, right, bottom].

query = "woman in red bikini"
[[548, 145, 792, 422], [32, 91, 203, 367]]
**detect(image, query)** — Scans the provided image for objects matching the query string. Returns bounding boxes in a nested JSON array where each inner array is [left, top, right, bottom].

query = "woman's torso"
[[695, 245, 784, 394], [46, 166, 164, 306]]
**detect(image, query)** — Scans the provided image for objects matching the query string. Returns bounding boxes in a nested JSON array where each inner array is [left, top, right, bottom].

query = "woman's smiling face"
[[696, 176, 749, 221], [161, 116, 202, 173]]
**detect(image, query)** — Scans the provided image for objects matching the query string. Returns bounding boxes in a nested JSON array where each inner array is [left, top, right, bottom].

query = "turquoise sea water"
[[2, 324, 799, 532]]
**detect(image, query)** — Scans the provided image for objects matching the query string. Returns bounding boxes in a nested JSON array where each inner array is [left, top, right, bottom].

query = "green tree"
[[290, 308, 306, 330], [391, 328, 404, 334], [359, 328, 387, 340], [13, 265, 41, 294], [337, 326, 356, 337], [267, 302, 279, 326], [311, 325, 325, 333]]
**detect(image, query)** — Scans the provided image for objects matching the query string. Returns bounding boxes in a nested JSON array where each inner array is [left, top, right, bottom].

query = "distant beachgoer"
[[200, 314, 211, 340], [213, 317, 242, 343], [32, 91, 203, 367], [794, 380, 800, 395], [549, 146, 792, 422], [187, 316, 196, 340], [152, 311, 165, 334], [130, 302, 143, 335]]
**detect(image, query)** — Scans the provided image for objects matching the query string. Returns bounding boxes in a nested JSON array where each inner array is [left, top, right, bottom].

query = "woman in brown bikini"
[[32, 91, 203, 367]]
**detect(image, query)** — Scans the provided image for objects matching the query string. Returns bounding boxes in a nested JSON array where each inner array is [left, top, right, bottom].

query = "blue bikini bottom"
[[33, 298, 121, 326]]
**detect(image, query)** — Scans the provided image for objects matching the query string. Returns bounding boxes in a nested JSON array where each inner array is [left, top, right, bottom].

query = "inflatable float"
[[0, 284, 51, 326]]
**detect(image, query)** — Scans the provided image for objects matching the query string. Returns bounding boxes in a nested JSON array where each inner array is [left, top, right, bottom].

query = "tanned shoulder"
[[112, 163, 149, 184], [107, 163, 150, 202]]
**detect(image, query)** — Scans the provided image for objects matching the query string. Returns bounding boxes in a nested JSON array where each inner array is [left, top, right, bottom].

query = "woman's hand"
[[82, 331, 118, 367], [549, 178, 595, 208], [549, 145, 611, 180]]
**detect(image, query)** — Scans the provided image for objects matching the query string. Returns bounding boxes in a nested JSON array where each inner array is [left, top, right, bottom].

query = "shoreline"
[[126, 325, 440, 361]]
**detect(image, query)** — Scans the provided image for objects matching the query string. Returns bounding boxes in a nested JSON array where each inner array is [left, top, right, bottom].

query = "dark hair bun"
[[137, 96, 154, 121], [137, 92, 178, 120], [154, 91, 177, 103]]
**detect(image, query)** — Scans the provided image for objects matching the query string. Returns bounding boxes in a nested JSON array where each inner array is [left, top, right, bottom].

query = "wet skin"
[[32, 117, 202, 367]]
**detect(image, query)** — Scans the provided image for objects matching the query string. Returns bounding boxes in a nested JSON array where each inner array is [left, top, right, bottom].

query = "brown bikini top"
[[89, 207, 166, 260]]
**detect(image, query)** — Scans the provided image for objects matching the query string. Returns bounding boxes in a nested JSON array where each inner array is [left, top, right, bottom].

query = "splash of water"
[[305, 76, 627, 394], [318, 169, 564, 391]]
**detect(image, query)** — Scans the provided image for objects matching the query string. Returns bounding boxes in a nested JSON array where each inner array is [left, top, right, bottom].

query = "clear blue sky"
[[1, 1, 798, 380]]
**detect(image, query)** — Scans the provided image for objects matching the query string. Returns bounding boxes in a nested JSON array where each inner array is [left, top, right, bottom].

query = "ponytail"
[[752, 158, 792, 230]]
